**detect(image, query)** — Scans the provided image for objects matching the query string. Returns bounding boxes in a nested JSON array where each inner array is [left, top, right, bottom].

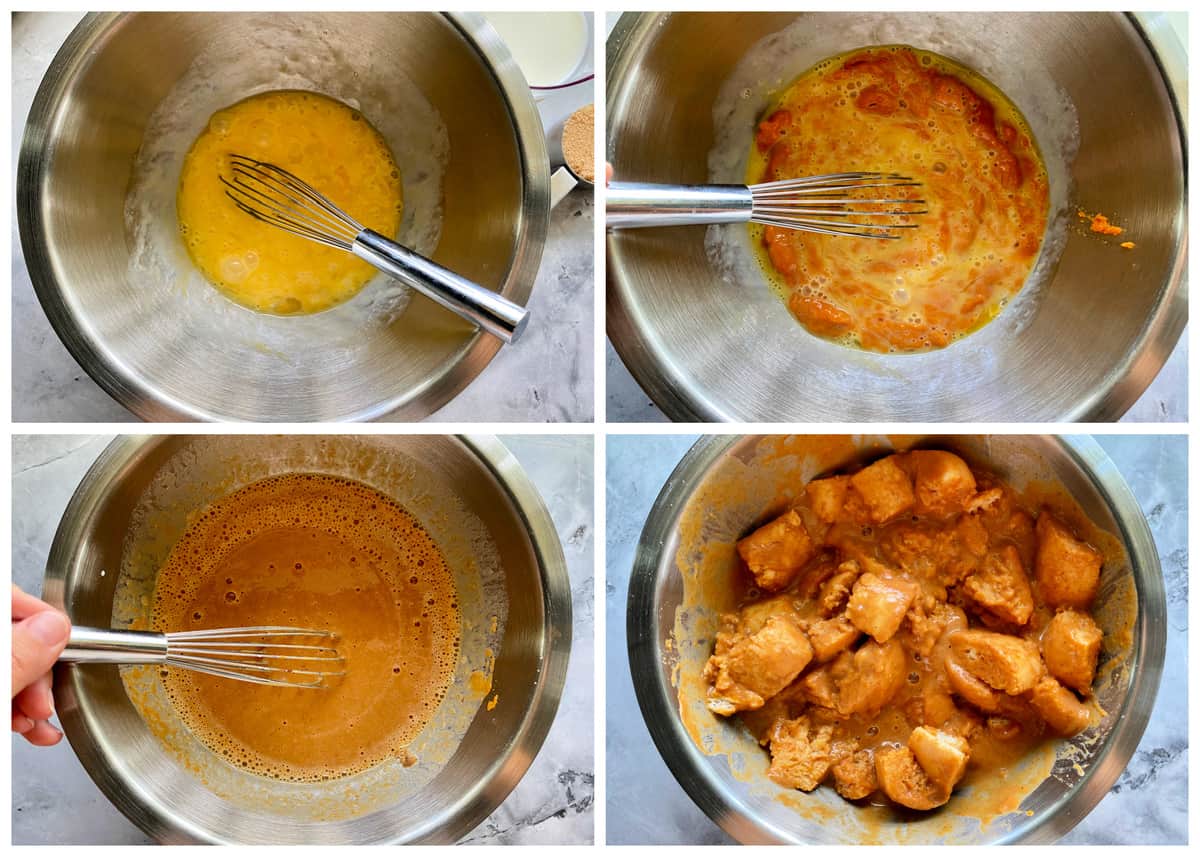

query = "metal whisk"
[[606, 173, 927, 239], [220, 154, 529, 344], [59, 626, 345, 689]]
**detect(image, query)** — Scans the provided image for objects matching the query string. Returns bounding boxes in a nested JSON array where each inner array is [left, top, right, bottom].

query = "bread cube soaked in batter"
[[846, 572, 920, 643], [910, 450, 977, 518], [737, 509, 816, 592], [907, 726, 970, 793], [949, 630, 1044, 695], [806, 475, 851, 524], [1029, 676, 1092, 736], [874, 744, 948, 811], [849, 456, 915, 523], [831, 747, 878, 800], [1035, 513, 1102, 608], [806, 615, 861, 662], [962, 544, 1035, 626], [704, 615, 813, 714], [837, 639, 907, 715], [1041, 609, 1103, 694], [767, 716, 835, 791]]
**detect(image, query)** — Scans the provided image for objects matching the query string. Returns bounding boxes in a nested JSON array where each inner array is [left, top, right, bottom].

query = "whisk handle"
[[353, 230, 530, 345], [606, 182, 753, 229], [60, 626, 168, 665]]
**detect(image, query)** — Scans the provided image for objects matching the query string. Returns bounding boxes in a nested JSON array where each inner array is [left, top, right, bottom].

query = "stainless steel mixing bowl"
[[628, 435, 1164, 844], [19, 12, 549, 421], [607, 13, 1187, 421], [43, 435, 571, 844]]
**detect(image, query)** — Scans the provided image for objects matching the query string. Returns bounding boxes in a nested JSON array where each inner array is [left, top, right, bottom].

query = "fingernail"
[[14, 715, 34, 734], [43, 686, 56, 717], [27, 611, 70, 647]]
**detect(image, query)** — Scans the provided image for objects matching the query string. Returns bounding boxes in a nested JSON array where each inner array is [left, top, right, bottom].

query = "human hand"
[[12, 585, 71, 746]]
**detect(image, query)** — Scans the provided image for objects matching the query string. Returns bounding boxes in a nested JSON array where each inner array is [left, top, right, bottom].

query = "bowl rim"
[[42, 434, 572, 844], [626, 434, 1166, 844], [605, 11, 1188, 423], [17, 11, 551, 423]]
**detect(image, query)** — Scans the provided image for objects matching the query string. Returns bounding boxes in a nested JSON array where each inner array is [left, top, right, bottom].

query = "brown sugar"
[[563, 103, 595, 183]]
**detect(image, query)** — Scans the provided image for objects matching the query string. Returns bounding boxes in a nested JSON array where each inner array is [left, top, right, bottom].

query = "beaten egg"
[[177, 90, 403, 315]]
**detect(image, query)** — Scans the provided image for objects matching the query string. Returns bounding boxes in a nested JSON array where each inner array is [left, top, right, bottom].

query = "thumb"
[[12, 611, 71, 697]]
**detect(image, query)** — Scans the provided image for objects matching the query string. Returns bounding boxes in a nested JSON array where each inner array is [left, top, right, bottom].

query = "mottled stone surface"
[[605, 434, 1186, 844], [11, 12, 593, 423], [11, 435, 594, 844]]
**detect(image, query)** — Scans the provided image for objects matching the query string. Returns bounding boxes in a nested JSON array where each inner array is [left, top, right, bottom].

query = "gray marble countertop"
[[11, 12, 593, 423], [11, 434, 594, 845], [605, 434, 1187, 844]]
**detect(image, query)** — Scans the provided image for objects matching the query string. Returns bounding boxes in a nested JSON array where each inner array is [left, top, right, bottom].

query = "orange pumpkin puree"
[[748, 46, 1049, 352]]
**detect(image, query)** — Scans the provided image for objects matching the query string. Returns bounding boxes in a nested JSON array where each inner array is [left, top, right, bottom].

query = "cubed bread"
[[949, 630, 1043, 695], [944, 659, 1002, 713], [818, 561, 861, 617], [838, 639, 907, 715], [849, 456, 916, 523], [1041, 609, 1103, 693], [874, 744, 948, 810], [1029, 676, 1091, 736], [1035, 513, 1102, 608], [737, 510, 816, 592], [962, 544, 1035, 626], [847, 572, 920, 643], [807, 475, 851, 524], [705, 615, 813, 714], [807, 615, 862, 662], [908, 726, 970, 793], [910, 450, 977, 517], [725, 616, 813, 702], [800, 660, 842, 711], [768, 717, 835, 791], [832, 747, 877, 800]]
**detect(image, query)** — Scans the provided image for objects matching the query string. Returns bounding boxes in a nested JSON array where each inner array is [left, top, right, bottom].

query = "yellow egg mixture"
[[177, 90, 403, 315]]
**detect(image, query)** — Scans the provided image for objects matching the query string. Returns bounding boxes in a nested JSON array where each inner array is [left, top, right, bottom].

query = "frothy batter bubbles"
[[151, 473, 460, 783]]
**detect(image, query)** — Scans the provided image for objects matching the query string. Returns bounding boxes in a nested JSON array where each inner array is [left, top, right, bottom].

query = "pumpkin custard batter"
[[177, 89, 403, 315], [151, 473, 460, 782], [748, 46, 1049, 352], [704, 450, 1106, 811]]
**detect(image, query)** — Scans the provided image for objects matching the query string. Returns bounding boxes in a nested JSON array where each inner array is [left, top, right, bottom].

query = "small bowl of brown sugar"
[[560, 103, 594, 185]]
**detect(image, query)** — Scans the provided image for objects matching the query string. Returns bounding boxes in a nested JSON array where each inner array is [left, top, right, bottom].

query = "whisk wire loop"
[[748, 171, 927, 239], [163, 625, 344, 688], [221, 155, 362, 250], [60, 625, 346, 690], [607, 171, 927, 239]]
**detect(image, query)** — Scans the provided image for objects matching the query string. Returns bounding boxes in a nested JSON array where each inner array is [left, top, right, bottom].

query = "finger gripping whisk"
[[219, 154, 530, 344], [60, 626, 346, 689], [606, 172, 928, 239]]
